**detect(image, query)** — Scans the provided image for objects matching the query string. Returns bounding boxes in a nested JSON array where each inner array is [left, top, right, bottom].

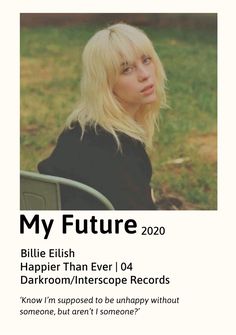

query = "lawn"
[[20, 24, 217, 209]]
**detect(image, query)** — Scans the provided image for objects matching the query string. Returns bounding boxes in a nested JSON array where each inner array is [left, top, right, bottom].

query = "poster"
[[1, 1, 236, 334]]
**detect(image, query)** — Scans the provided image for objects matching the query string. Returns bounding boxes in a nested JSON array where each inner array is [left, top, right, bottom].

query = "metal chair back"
[[20, 170, 114, 210]]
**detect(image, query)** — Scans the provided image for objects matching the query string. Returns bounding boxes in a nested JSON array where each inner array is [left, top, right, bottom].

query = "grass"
[[20, 24, 217, 209]]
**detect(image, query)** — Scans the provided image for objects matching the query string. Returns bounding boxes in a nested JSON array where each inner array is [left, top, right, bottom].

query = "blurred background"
[[20, 13, 217, 209]]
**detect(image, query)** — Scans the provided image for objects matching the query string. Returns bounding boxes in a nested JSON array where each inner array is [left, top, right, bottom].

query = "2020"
[[141, 226, 165, 235]]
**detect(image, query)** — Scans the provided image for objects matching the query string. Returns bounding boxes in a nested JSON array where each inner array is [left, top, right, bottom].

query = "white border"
[[1, 0, 236, 334]]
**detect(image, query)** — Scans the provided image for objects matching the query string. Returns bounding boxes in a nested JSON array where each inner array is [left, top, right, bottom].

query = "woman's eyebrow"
[[120, 60, 130, 68]]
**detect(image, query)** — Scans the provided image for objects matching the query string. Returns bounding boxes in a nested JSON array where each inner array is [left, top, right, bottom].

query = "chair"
[[20, 170, 114, 210]]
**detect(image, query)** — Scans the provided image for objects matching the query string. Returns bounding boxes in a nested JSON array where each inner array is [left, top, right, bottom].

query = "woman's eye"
[[143, 57, 151, 64], [122, 66, 133, 74]]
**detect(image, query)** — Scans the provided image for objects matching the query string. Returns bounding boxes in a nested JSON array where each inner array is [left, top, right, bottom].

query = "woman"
[[38, 23, 167, 210]]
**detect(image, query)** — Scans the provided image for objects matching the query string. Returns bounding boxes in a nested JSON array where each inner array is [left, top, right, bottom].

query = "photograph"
[[20, 13, 217, 210]]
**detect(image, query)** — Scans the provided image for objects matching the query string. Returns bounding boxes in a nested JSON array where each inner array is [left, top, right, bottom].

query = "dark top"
[[38, 124, 155, 210]]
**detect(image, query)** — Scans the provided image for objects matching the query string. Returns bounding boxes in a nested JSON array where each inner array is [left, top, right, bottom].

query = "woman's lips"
[[141, 84, 154, 96]]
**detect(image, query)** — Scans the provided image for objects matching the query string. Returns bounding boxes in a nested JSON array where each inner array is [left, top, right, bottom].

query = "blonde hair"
[[66, 23, 167, 149]]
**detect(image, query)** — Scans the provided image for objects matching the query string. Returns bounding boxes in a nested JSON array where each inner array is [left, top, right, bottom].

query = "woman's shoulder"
[[58, 123, 145, 157], [58, 123, 118, 153], [62, 123, 111, 140]]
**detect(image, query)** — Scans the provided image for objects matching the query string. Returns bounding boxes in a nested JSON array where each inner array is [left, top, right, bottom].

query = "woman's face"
[[113, 54, 157, 117]]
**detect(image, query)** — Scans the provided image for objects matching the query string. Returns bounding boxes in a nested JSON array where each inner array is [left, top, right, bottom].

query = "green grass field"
[[20, 24, 217, 209]]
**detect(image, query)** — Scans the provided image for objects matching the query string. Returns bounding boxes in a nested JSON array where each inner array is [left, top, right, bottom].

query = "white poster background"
[[1, 1, 236, 334]]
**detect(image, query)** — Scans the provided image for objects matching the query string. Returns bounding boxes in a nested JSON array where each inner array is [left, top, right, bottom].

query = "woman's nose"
[[137, 65, 149, 81]]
